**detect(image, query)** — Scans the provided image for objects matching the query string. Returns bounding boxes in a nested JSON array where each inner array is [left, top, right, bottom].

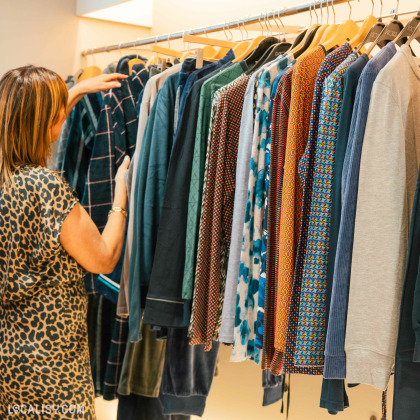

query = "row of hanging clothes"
[[52, 0, 420, 418]]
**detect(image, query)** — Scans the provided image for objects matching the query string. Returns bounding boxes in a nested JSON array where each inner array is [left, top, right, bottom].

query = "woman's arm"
[[60, 156, 130, 274], [66, 73, 128, 117]]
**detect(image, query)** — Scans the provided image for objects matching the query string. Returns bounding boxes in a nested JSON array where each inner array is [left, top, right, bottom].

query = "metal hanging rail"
[[82, 0, 353, 56]]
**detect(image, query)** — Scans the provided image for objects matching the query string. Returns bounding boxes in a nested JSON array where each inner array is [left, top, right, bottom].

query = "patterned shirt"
[[282, 47, 351, 375], [294, 52, 357, 368], [62, 92, 103, 199], [274, 46, 326, 353], [219, 72, 261, 345], [183, 62, 247, 301], [232, 56, 291, 363], [82, 64, 148, 293], [253, 55, 293, 351], [188, 75, 250, 350], [261, 64, 294, 374]]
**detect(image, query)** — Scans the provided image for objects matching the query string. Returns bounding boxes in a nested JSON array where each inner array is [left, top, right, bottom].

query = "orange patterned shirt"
[[274, 46, 326, 352]]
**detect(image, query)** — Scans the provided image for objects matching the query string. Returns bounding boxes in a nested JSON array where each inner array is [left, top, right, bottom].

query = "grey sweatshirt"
[[345, 44, 420, 390]]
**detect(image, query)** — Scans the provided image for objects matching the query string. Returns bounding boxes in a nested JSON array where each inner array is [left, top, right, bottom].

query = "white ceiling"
[[76, 0, 153, 27]]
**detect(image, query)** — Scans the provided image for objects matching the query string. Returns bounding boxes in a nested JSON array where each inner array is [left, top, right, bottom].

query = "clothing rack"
[[81, 0, 354, 56]]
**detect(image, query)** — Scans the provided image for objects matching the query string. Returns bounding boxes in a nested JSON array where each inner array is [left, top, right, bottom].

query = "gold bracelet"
[[108, 206, 128, 219]]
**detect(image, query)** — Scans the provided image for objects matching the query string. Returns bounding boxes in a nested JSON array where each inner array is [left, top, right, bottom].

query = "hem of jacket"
[[117, 383, 161, 399], [116, 308, 129, 318], [262, 385, 283, 407], [142, 297, 189, 328], [345, 347, 393, 391], [323, 354, 346, 379], [218, 333, 234, 344], [218, 319, 235, 344], [162, 394, 206, 417], [319, 397, 348, 413]]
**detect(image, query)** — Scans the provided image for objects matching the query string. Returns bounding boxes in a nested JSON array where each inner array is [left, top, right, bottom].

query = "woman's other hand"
[[77, 73, 128, 95], [66, 73, 128, 116], [113, 155, 131, 209]]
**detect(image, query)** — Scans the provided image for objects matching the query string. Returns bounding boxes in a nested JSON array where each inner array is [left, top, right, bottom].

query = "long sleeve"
[[189, 76, 250, 350], [219, 73, 258, 343], [323, 43, 396, 380], [127, 73, 178, 341], [345, 83, 407, 390]]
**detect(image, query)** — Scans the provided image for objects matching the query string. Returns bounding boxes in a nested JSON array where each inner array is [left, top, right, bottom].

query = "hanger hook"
[[379, 0, 383, 21], [264, 12, 269, 36], [268, 11, 274, 36], [237, 18, 243, 41], [273, 10, 281, 38], [243, 16, 249, 40], [309, 2, 313, 26], [205, 24, 209, 38], [347, 0, 352, 20], [167, 33, 171, 49], [312, 0, 319, 24], [370, 0, 374, 15], [331, 0, 335, 24], [393, 0, 399, 19], [279, 8, 286, 42], [258, 15, 264, 35], [230, 19, 235, 40], [319, 0, 323, 26], [135, 37, 141, 58], [326, 0, 330, 24], [118, 41, 123, 57], [265, 12, 270, 36]]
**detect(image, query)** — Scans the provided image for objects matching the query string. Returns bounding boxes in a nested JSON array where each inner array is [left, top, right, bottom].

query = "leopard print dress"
[[0, 166, 96, 419]]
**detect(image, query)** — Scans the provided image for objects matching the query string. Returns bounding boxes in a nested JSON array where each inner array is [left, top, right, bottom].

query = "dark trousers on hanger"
[[393, 165, 420, 419]]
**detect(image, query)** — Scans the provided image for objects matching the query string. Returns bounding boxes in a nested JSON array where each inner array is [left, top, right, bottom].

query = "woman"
[[0, 66, 130, 419]]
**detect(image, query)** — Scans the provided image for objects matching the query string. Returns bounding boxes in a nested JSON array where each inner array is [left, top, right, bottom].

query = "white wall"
[[0, 0, 151, 78]]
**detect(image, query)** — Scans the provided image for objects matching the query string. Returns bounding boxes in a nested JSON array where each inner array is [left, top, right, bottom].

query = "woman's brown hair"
[[0, 65, 68, 188]]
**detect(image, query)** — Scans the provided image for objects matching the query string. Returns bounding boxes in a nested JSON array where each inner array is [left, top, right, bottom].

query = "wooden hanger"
[[289, 23, 320, 56], [234, 15, 269, 62], [128, 38, 147, 74], [244, 36, 281, 73], [347, 0, 377, 49], [405, 20, 420, 47], [355, 20, 386, 54], [364, 2, 404, 56], [77, 66, 102, 82], [393, 10, 420, 45], [78, 48, 102, 82], [287, 1, 322, 56], [151, 45, 183, 59], [183, 34, 236, 49], [304, 1, 330, 52], [320, 0, 359, 51], [364, 21, 404, 56], [232, 20, 251, 59]]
